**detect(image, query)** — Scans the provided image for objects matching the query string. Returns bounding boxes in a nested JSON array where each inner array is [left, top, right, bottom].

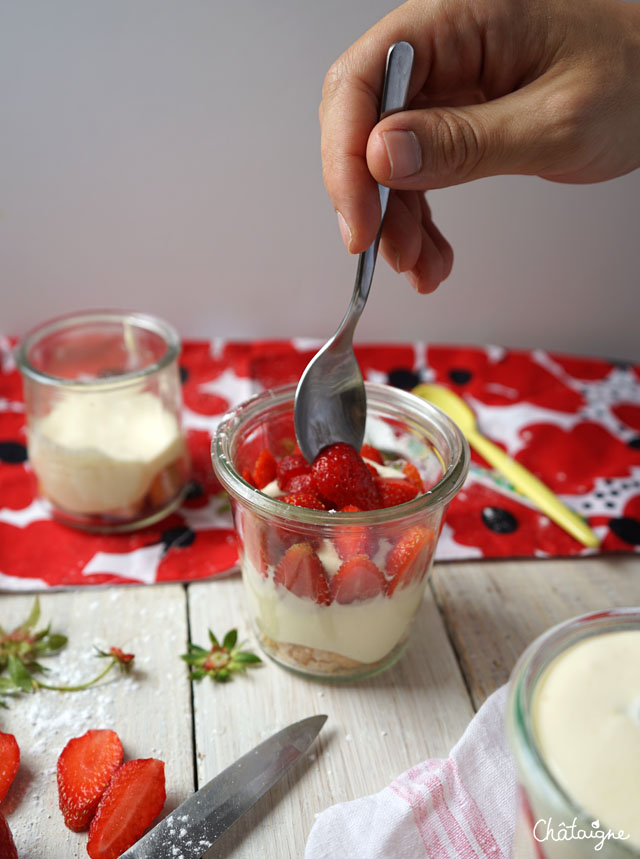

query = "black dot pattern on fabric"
[[161, 526, 196, 552], [628, 437, 640, 450], [185, 481, 205, 501], [0, 441, 28, 464], [387, 368, 421, 390], [179, 365, 189, 384], [481, 506, 519, 534], [608, 517, 640, 545], [448, 368, 473, 385]]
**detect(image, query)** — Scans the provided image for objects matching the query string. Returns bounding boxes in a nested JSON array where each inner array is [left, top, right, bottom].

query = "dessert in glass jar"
[[212, 383, 469, 681], [16, 310, 190, 533], [507, 608, 640, 859]]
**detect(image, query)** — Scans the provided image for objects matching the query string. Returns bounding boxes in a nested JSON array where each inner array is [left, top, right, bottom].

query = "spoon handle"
[[339, 41, 414, 336]]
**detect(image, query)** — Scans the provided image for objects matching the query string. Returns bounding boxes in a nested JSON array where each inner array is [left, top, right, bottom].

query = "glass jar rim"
[[15, 309, 181, 389], [508, 607, 640, 855], [212, 381, 470, 526]]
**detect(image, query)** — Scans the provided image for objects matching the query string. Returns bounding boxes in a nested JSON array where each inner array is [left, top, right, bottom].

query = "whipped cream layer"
[[242, 551, 425, 665], [29, 390, 185, 514], [533, 629, 640, 848]]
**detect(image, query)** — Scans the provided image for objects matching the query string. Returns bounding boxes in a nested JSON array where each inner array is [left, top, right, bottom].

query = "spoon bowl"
[[294, 41, 414, 464]]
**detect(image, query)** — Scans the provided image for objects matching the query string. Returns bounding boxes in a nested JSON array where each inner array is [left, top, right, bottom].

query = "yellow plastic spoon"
[[413, 383, 600, 548]]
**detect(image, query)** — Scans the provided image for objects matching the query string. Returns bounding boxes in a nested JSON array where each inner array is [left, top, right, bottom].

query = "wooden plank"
[[431, 555, 640, 709], [0, 585, 194, 858], [188, 574, 474, 859]]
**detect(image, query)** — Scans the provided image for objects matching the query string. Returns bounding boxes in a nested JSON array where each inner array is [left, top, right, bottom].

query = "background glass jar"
[[16, 310, 190, 532], [507, 609, 640, 859], [212, 382, 469, 682]]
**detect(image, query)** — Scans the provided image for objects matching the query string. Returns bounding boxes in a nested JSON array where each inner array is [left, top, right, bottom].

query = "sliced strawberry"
[[284, 473, 315, 494], [238, 513, 269, 576], [376, 477, 419, 508], [331, 555, 386, 603], [386, 527, 435, 596], [402, 461, 425, 492], [281, 490, 326, 510], [333, 507, 379, 561], [0, 813, 17, 859], [57, 729, 123, 832], [87, 758, 166, 859], [0, 732, 19, 804], [274, 543, 331, 605], [360, 443, 384, 465], [311, 442, 381, 510], [252, 449, 277, 489], [276, 453, 311, 491], [241, 467, 256, 487]]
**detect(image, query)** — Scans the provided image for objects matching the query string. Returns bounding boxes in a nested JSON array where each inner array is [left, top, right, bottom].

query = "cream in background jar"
[[17, 311, 190, 532], [507, 610, 640, 859]]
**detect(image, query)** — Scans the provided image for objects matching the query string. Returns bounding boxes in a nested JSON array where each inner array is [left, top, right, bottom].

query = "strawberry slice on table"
[[274, 543, 331, 605], [0, 812, 17, 859], [311, 442, 381, 510], [331, 555, 386, 604], [57, 729, 124, 832], [386, 527, 436, 596], [87, 758, 166, 859], [376, 477, 419, 508], [0, 732, 19, 804]]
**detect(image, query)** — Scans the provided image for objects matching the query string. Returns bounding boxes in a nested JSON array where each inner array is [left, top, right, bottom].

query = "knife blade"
[[120, 714, 327, 858]]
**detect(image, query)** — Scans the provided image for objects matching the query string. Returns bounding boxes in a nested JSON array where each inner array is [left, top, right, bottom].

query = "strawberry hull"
[[213, 383, 469, 681]]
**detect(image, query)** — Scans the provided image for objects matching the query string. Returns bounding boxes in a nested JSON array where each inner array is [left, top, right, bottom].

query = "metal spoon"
[[294, 41, 415, 463]]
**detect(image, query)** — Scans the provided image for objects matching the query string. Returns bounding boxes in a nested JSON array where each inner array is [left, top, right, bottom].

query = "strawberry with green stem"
[[181, 629, 261, 683]]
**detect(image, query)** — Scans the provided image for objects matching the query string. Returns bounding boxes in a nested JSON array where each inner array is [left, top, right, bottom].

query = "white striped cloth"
[[305, 686, 516, 859]]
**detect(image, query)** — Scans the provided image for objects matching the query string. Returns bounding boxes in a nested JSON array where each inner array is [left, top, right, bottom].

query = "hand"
[[320, 0, 640, 293]]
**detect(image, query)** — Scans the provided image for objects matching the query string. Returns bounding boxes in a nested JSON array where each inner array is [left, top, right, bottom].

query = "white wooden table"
[[1, 556, 638, 857]]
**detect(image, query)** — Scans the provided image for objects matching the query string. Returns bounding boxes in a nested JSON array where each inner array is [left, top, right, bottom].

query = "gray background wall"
[[2, 0, 639, 361]]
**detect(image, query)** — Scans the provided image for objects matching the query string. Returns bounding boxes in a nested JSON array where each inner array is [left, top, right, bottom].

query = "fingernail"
[[382, 130, 422, 179], [336, 211, 352, 251]]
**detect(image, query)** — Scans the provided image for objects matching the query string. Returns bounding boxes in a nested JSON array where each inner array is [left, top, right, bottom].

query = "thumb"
[[366, 84, 566, 189]]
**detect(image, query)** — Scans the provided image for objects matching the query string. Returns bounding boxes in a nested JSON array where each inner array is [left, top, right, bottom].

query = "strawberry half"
[[386, 527, 435, 596], [0, 732, 19, 804], [331, 555, 386, 604], [87, 758, 166, 859], [274, 543, 331, 605], [252, 449, 277, 489], [276, 453, 311, 491], [311, 442, 381, 510], [376, 477, 419, 508], [360, 443, 384, 465], [57, 729, 124, 832], [281, 490, 326, 510], [0, 813, 17, 859]]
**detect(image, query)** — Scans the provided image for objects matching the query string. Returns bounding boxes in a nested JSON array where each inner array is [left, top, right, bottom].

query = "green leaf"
[[18, 597, 41, 633], [214, 669, 230, 682], [0, 676, 18, 692], [223, 629, 238, 651], [208, 630, 220, 648], [44, 634, 67, 652], [8, 655, 35, 693], [233, 652, 262, 664], [190, 669, 206, 681]]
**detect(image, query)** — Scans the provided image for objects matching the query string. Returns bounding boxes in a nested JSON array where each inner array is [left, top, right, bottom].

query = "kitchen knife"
[[119, 714, 327, 858]]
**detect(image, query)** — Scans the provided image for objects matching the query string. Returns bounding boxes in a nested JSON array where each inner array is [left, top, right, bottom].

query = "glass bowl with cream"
[[212, 383, 469, 681], [16, 310, 190, 532], [507, 608, 640, 858]]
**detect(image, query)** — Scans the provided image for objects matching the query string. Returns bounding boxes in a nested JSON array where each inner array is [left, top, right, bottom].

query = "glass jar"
[[506, 608, 640, 859], [212, 382, 469, 681], [16, 310, 190, 532]]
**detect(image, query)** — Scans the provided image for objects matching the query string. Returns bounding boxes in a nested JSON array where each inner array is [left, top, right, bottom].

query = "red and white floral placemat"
[[1, 337, 639, 590]]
